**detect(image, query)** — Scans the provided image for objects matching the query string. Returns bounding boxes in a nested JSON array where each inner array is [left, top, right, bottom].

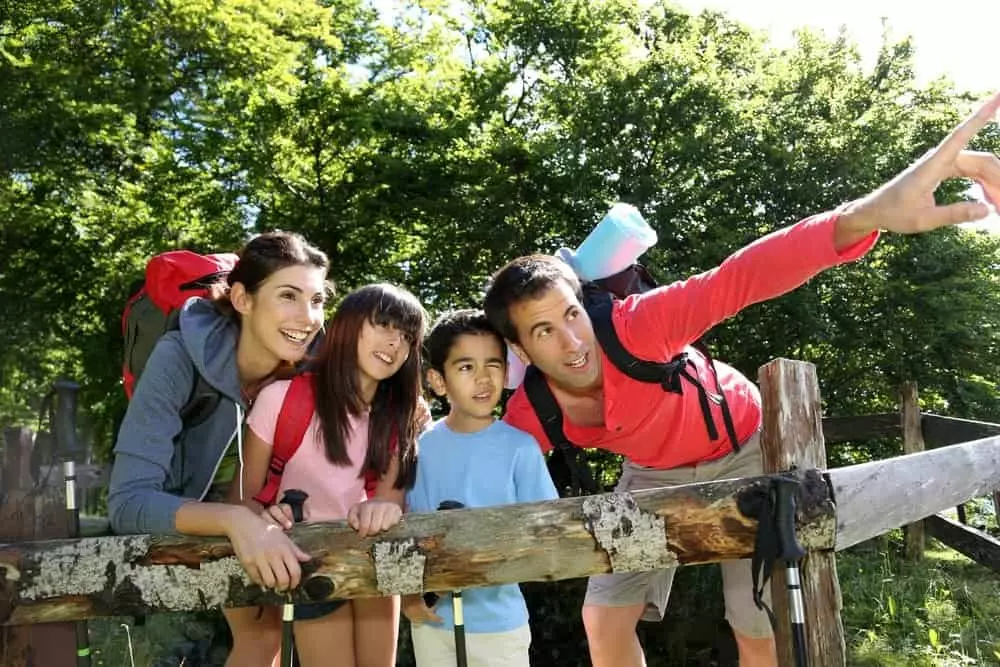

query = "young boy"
[[403, 309, 558, 667]]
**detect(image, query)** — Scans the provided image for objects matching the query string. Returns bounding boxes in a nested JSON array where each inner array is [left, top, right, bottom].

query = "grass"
[[88, 610, 228, 667], [840, 533, 1000, 666]]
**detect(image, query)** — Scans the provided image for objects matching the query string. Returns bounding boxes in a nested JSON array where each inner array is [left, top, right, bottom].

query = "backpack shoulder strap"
[[523, 365, 569, 453], [157, 311, 221, 430], [689, 341, 741, 453], [252, 373, 315, 506], [523, 365, 598, 496], [585, 290, 687, 389], [586, 289, 742, 453]]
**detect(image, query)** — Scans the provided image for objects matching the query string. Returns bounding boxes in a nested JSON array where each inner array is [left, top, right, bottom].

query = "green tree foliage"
[[1, 0, 335, 437], [2, 0, 999, 476]]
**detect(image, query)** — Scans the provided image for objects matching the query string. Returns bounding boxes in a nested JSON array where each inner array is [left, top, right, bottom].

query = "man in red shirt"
[[484, 93, 1000, 666]]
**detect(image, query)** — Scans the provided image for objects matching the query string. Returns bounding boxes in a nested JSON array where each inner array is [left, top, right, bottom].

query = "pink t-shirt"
[[248, 380, 368, 523]]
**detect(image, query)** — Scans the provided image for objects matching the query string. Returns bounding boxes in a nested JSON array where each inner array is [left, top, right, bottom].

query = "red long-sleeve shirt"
[[504, 210, 879, 469]]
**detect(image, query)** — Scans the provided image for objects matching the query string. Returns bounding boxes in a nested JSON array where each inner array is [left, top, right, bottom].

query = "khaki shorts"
[[584, 431, 773, 639], [411, 622, 531, 667]]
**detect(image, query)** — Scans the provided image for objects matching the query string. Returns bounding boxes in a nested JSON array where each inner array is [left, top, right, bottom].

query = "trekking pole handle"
[[773, 476, 806, 562], [53, 378, 83, 459], [280, 489, 309, 524], [276, 489, 307, 667]]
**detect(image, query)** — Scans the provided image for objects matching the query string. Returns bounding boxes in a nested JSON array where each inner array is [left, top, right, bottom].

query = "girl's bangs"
[[370, 291, 424, 338]]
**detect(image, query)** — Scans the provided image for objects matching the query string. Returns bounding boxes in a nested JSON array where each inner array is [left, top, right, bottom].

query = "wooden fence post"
[[759, 359, 846, 667], [0, 427, 78, 666], [899, 382, 926, 560]]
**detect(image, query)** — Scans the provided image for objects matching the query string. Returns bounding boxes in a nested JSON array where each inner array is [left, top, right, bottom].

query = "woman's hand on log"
[[226, 506, 311, 592]]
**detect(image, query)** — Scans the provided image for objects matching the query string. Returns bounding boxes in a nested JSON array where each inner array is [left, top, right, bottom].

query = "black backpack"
[[523, 263, 740, 497]]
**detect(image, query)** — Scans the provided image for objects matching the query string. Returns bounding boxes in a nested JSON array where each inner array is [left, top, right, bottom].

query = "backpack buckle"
[[659, 353, 688, 394]]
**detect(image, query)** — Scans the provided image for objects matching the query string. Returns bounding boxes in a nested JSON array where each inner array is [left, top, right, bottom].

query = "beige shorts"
[[584, 431, 773, 639], [410, 622, 531, 667]]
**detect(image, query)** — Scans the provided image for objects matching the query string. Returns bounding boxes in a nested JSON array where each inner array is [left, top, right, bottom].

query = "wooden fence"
[[2, 360, 1000, 666]]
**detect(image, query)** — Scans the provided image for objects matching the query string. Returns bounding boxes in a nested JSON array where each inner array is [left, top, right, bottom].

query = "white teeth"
[[568, 354, 587, 368], [281, 329, 309, 343], [374, 351, 393, 364]]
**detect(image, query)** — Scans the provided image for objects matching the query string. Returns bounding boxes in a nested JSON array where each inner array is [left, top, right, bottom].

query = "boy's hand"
[[347, 499, 402, 537], [402, 593, 443, 625]]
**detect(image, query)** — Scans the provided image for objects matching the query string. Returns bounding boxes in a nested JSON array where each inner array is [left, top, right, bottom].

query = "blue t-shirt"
[[406, 419, 558, 633]]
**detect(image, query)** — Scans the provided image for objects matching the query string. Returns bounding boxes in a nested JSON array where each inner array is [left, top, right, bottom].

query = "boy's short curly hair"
[[425, 309, 506, 373]]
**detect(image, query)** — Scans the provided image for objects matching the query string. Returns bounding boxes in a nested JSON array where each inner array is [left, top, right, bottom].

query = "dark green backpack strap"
[[585, 290, 688, 389], [179, 370, 222, 429], [523, 365, 599, 496], [585, 289, 740, 453]]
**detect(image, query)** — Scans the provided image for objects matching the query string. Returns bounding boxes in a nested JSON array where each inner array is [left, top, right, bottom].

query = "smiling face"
[[427, 332, 506, 433], [508, 280, 602, 393], [234, 264, 327, 369], [356, 317, 413, 390]]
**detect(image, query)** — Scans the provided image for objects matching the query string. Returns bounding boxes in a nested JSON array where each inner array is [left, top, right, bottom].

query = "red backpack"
[[252, 374, 384, 506], [122, 250, 238, 425]]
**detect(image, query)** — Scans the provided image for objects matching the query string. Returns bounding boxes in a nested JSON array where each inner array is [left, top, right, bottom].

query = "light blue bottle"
[[559, 203, 658, 281]]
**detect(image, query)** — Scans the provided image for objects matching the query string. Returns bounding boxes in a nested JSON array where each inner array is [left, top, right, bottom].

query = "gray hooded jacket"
[[108, 298, 246, 535]]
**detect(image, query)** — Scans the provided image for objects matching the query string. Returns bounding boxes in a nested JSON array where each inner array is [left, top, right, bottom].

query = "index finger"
[[931, 91, 1000, 166], [268, 505, 293, 529]]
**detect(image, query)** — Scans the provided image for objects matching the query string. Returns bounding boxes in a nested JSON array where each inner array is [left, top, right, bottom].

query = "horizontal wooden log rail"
[[830, 435, 1000, 550], [3, 470, 836, 626], [926, 513, 1000, 574], [7, 361, 1000, 667], [2, 433, 999, 627], [821, 412, 900, 444], [921, 414, 1000, 448]]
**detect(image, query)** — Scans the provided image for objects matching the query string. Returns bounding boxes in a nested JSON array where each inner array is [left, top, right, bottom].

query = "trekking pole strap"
[[738, 474, 807, 636]]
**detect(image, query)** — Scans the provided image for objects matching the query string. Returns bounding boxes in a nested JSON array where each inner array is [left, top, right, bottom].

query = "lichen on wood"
[[371, 538, 426, 595], [19, 534, 251, 611], [582, 493, 678, 572]]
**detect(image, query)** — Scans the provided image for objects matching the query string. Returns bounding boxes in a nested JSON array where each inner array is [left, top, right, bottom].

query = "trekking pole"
[[53, 379, 92, 667], [278, 489, 309, 667], [438, 500, 468, 667], [773, 476, 808, 667]]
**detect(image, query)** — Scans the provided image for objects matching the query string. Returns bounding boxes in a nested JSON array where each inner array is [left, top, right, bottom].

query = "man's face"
[[508, 280, 602, 393]]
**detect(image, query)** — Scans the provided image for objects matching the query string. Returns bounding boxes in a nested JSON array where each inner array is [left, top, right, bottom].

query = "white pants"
[[410, 622, 531, 667]]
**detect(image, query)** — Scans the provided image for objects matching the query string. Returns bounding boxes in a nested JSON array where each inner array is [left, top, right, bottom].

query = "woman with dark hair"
[[108, 230, 331, 666], [239, 282, 428, 667]]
